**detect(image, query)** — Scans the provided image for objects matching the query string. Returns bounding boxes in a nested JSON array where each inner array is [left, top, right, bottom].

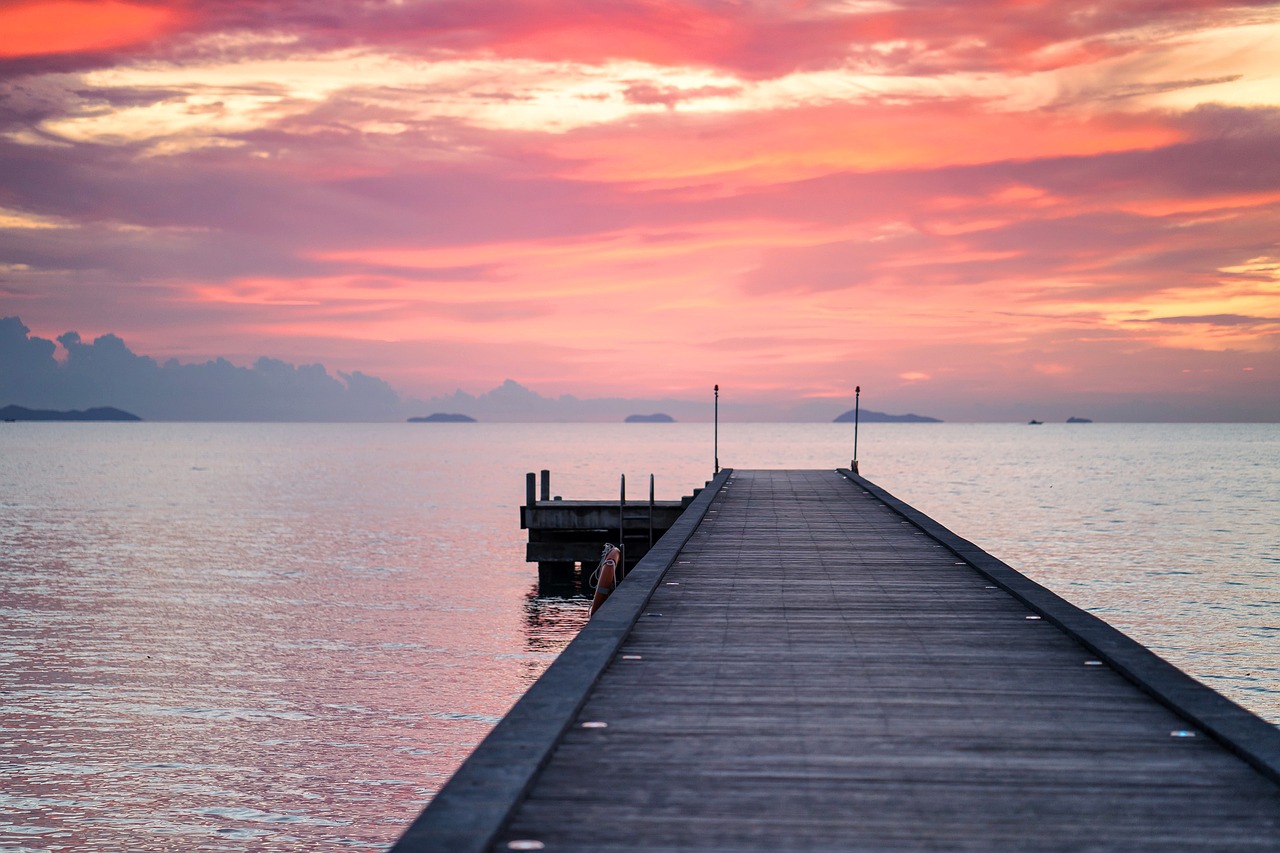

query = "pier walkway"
[[395, 469, 1280, 852]]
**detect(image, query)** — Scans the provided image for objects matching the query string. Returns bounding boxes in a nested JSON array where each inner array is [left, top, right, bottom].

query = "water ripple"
[[2, 422, 1276, 851]]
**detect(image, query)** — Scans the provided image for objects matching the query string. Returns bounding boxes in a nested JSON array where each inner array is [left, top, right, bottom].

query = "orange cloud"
[[550, 104, 1185, 188], [0, 0, 181, 58], [1113, 190, 1280, 218], [485, 4, 740, 68]]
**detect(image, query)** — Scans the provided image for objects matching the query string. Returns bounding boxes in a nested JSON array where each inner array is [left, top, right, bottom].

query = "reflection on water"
[[0, 424, 594, 852], [521, 577, 593, 684], [522, 587, 591, 667], [2, 421, 1277, 851]]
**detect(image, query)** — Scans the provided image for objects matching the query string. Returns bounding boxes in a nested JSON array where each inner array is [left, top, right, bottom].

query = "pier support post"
[[649, 474, 655, 548], [536, 561, 577, 592], [540, 469, 550, 503], [526, 472, 536, 507]]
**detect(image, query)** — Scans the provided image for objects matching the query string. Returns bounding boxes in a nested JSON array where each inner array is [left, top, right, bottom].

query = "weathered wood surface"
[[523, 501, 686, 564], [493, 469, 1280, 851]]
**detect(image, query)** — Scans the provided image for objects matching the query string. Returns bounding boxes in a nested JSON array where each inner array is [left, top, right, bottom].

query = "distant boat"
[[1028, 419, 1043, 425], [1066, 416, 1093, 423]]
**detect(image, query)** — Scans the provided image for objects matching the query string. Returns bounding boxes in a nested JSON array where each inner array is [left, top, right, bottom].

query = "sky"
[[1, 0, 1278, 421]]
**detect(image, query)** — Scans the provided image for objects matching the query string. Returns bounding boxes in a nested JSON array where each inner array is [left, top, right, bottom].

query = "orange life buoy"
[[589, 545, 622, 616]]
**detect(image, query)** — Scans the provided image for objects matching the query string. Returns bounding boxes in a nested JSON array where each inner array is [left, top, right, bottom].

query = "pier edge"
[[838, 467, 1280, 787], [390, 469, 733, 853]]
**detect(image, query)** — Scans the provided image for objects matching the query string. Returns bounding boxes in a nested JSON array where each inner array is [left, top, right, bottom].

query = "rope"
[[590, 543, 618, 591]]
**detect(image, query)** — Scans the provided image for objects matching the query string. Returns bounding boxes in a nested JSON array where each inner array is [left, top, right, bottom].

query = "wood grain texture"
[[495, 470, 1280, 852]]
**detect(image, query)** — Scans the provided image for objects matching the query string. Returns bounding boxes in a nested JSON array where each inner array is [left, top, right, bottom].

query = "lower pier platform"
[[396, 469, 1280, 851], [521, 469, 706, 589]]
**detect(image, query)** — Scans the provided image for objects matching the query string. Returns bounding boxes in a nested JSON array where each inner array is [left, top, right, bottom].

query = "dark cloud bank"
[[1, 316, 858, 422], [1, 316, 402, 421]]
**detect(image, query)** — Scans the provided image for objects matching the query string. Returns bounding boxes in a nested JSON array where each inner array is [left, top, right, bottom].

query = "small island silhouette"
[[625, 413, 675, 423], [1, 405, 141, 422], [408, 413, 477, 423], [833, 409, 941, 423], [1066, 416, 1093, 423]]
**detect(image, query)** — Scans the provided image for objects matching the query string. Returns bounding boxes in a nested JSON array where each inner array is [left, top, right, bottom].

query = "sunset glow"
[[1, 0, 1277, 420], [0, 1, 179, 58]]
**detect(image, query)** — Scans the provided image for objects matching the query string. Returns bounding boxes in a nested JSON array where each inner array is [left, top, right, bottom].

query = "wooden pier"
[[521, 469, 706, 586], [396, 469, 1280, 851]]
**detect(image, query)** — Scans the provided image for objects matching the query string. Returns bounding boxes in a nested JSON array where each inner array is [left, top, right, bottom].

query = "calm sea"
[[2, 422, 1277, 851]]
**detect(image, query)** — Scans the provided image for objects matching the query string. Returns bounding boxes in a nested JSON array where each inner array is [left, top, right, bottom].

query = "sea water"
[[1, 422, 1277, 851]]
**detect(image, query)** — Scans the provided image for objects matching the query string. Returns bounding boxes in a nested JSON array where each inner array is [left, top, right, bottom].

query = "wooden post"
[[526, 472, 536, 507], [540, 469, 550, 502], [649, 473, 655, 548], [619, 474, 626, 576]]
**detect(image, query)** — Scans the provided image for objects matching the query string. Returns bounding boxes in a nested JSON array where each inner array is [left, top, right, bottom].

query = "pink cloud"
[[2, 1, 1278, 419], [3, 0, 1267, 78]]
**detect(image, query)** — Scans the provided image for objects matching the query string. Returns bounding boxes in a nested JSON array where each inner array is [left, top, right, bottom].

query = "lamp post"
[[851, 385, 860, 474], [714, 384, 720, 475]]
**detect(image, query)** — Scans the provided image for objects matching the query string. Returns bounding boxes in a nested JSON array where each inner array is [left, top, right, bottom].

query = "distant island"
[[1066, 416, 1093, 423], [408, 413, 477, 423], [833, 409, 941, 423], [1, 405, 141, 422], [625, 413, 675, 423]]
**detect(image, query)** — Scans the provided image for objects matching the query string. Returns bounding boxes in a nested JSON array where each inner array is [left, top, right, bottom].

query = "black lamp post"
[[714, 384, 720, 475], [851, 385, 860, 474]]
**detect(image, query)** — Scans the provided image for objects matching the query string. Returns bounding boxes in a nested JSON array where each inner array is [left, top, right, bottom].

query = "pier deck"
[[396, 469, 1280, 852]]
